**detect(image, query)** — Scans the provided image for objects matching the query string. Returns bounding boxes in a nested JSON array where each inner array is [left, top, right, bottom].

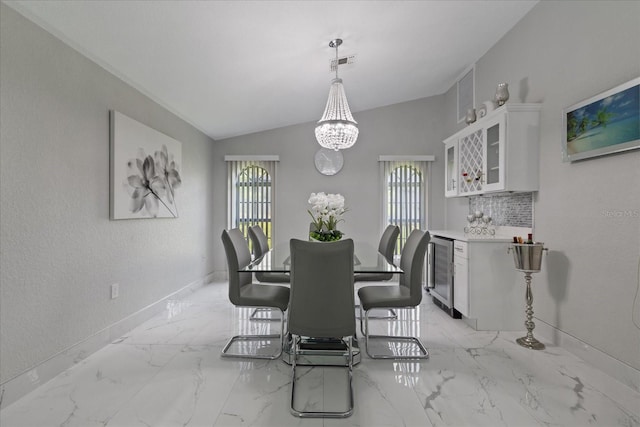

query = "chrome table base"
[[281, 334, 361, 366]]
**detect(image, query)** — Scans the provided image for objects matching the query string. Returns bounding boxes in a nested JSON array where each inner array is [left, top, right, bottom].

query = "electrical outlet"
[[111, 283, 119, 299]]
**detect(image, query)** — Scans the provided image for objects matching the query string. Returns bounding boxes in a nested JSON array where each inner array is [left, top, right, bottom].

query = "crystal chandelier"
[[315, 39, 359, 151]]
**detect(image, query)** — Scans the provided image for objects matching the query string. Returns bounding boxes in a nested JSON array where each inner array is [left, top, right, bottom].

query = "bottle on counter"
[[526, 233, 533, 244]]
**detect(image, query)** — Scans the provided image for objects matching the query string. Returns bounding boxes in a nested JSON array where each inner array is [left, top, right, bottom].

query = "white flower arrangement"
[[308, 192, 347, 241]]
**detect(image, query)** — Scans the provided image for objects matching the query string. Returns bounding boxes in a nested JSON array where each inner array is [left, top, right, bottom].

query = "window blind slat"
[[382, 159, 428, 254], [227, 159, 276, 246]]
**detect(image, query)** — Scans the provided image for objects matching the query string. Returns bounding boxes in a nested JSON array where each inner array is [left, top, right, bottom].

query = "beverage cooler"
[[426, 235, 461, 318]]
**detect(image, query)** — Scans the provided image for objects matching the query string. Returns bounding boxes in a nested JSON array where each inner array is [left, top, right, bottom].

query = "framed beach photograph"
[[110, 111, 182, 219], [562, 77, 640, 162]]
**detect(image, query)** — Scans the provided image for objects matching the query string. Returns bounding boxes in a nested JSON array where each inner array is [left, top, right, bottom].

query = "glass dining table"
[[243, 240, 403, 275], [241, 241, 403, 365]]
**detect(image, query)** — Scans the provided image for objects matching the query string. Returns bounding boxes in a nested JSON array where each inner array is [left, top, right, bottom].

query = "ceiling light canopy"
[[315, 39, 359, 151]]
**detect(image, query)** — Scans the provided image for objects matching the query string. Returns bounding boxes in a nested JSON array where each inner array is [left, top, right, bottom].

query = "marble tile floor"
[[1, 281, 639, 427]]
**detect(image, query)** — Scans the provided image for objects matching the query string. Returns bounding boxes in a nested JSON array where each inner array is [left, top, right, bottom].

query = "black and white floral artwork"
[[110, 111, 182, 219]]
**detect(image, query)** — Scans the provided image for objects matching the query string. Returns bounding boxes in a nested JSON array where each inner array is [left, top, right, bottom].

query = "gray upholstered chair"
[[247, 225, 290, 284], [357, 229, 430, 359], [247, 225, 290, 321], [354, 225, 400, 320], [288, 238, 355, 418], [220, 228, 290, 359], [354, 224, 400, 282]]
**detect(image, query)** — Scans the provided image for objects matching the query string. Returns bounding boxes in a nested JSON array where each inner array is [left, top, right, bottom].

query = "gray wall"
[[443, 1, 640, 370], [211, 96, 447, 271], [0, 4, 216, 384]]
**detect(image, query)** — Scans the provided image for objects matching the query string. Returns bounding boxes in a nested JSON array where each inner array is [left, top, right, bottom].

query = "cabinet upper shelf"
[[443, 103, 541, 198], [445, 104, 541, 141]]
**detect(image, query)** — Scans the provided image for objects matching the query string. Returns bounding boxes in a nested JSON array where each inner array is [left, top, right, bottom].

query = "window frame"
[[379, 155, 434, 257], [225, 155, 279, 247]]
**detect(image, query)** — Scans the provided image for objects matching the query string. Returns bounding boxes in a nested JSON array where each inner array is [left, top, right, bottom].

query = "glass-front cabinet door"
[[482, 113, 506, 192], [444, 139, 458, 197]]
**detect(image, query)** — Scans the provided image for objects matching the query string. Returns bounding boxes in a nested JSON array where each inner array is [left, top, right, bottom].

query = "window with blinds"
[[379, 156, 432, 257], [226, 156, 278, 247]]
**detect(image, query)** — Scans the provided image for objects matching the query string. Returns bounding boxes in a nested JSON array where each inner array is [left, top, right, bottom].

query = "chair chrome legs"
[[355, 304, 397, 320], [221, 307, 285, 359], [249, 307, 280, 322], [290, 335, 354, 418], [359, 306, 429, 360]]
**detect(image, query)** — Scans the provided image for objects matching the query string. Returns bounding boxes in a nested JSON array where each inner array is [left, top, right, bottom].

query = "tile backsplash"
[[469, 192, 533, 228]]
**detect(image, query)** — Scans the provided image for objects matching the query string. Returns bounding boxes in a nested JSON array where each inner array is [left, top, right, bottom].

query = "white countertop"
[[429, 229, 513, 243]]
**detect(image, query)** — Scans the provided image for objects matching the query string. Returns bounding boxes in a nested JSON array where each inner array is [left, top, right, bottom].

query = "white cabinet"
[[463, 240, 522, 331], [453, 240, 469, 317], [443, 104, 540, 197], [431, 231, 523, 331]]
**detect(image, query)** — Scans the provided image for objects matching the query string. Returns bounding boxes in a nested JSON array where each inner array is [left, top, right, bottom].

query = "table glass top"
[[242, 241, 402, 274]]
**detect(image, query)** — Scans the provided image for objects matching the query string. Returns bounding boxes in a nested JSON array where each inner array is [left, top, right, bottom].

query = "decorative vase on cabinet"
[[495, 83, 510, 106]]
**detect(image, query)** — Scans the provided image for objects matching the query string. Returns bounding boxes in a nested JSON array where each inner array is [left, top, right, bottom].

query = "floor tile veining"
[[1, 282, 638, 426]]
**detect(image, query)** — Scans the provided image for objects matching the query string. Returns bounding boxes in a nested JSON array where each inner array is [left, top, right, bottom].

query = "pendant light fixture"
[[315, 39, 359, 151]]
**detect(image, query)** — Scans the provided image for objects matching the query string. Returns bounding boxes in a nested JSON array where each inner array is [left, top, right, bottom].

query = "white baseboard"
[[210, 270, 227, 282], [535, 317, 640, 393], [0, 273, 215, 410]]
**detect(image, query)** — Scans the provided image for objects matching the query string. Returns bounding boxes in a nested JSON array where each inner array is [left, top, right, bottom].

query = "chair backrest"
[[248, 225, 270, 259], [378, 225, 400, 263], [221, 228, 253, 305], [398, 229, 431, 306], [248, 224, 290, 283], [288, 239, 355, 338]]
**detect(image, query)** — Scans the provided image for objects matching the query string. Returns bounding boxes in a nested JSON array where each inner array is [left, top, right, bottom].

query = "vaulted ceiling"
[[6, 1, 538, 140]]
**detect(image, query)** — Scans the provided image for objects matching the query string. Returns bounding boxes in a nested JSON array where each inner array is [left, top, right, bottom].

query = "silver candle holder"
[[464, 211, 495, 236]]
